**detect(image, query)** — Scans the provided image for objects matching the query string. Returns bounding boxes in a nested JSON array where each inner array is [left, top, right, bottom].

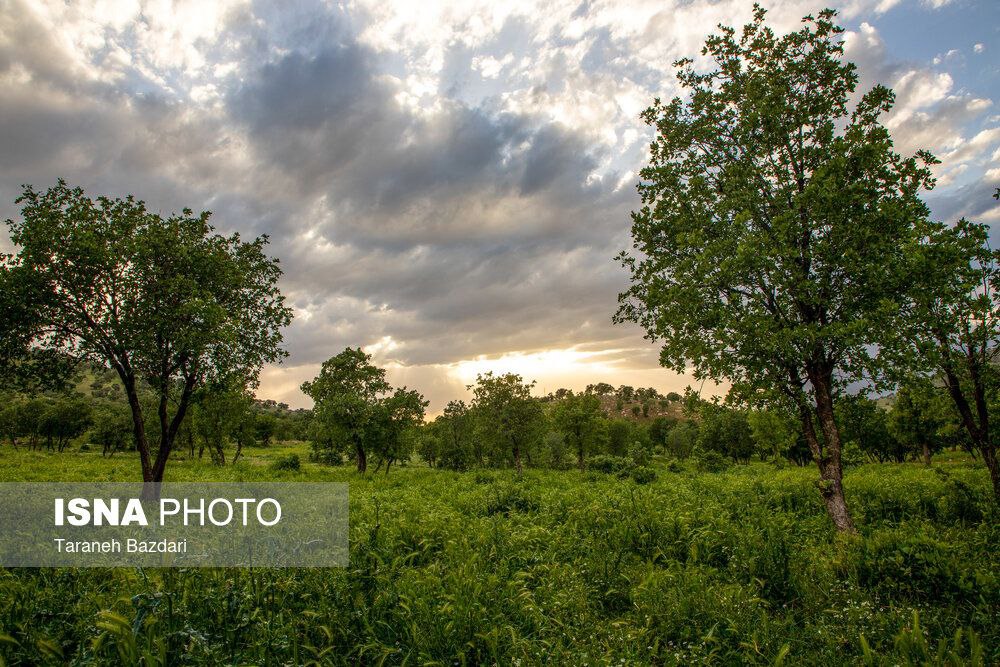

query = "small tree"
[[302, 347, 425, 474], [90, 405, 133, 456], [616, 8, 937, 531], [665, 422, 699, 459], [0, 395, 27, 449], [470, 372, 544, 475], [887, 381, 949, 466], [697, 404, 754, 463], [302, 348, 389, 473], [552, 391, 605, 470], [2, 181, 291, 483], [438, 399, 476, 469], [370, 387, 427, 474], [905, 218, 1000, 499], [255, 412, 278, 447], [191, 385, 254, 465], [837, 395, 902, 464], [38, 396, 91, 452]]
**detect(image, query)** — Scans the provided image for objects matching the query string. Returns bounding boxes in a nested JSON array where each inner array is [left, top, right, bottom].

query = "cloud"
[[0, 0, 994, 410], [842, 21, 996, 224]]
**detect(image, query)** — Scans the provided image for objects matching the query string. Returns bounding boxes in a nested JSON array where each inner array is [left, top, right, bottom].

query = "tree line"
[[0, 365, 310, 460]]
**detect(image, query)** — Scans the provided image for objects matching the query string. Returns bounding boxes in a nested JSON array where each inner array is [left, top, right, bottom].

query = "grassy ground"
[[0, 444, 996, 665]]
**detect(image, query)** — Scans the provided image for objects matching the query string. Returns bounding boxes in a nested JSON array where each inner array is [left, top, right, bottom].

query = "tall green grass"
[[0, 445, 995, 665]]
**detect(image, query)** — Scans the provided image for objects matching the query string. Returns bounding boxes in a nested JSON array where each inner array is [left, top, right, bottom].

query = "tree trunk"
[[922, 442, 932, 466], [982, 444, 1000, 502], [121, 376, 153, 482], [513, 444, 523, 476], [802, 366, 856, 533], [577, 443, 584, 471], [939, 362, 998, 501], [356, 440, 367, 473]]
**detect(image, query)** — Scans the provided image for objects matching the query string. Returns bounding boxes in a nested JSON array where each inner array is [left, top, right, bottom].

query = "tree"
[[586, 382, 615, 396], [302, 348, 389, 473], [905, 217, 1000, 499], [470, 372, 544, 475], [191, 385, 254, 465], [606, 418, 635, 456], [648, 415, 679, 448], [748, 408, 799, 462], [302, 347, 425, 474], [90, 405, 133, 456], [887, 381, 949, 466], [436, 400, 476, 469], [2, 181, 292, 483], [255, 412, 278, 447], [369, 387, 427, 474], [616, 385, 636, 403], [38, 396, 91, 452], [552, 391, 605, 470], [837, 395, 902, 464], [0, 395, 27, 449], [697, 404, 754, 463], [665, 422, 699, 459], [615, 8, 937, 531]]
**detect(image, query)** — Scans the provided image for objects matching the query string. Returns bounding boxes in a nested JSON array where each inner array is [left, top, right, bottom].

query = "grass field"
[[0, 444, 996, 665]]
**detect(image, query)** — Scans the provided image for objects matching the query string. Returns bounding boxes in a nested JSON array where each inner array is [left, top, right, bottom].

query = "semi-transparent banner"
[[0, 483, 348, 567]]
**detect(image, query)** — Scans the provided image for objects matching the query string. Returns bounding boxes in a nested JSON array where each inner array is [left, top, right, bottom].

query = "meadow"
[[0, 443, 995, 665]]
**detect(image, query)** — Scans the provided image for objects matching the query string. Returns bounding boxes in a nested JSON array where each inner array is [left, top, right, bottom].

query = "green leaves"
[[616, 7, 935, 405], [2, 180, 293, 480], [302, 348, 427, 472]]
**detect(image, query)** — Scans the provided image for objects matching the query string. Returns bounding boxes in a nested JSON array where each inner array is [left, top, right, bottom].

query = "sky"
[[0, 0, 997, 411]]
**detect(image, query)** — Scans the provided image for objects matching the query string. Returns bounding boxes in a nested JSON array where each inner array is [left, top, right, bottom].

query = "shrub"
[[849, 529, 976, 602], [484, 482, 539, 516], [630, 466, 657, 484], [695, 449, 729, 473], [270, 453, 301, 471], [628, 442, 652, 467], [587, 454, 632, 475]]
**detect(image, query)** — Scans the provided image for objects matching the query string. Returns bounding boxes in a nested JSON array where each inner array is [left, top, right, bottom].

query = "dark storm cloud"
[[197, 11, 638, 372]]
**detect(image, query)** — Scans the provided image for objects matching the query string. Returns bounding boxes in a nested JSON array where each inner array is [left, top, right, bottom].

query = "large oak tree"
[[615, 7, 936, 532], [1, 181, 292, 483]]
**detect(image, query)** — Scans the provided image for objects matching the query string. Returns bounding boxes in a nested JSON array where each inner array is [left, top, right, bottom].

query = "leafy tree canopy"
[[1, 181, 292, 482]]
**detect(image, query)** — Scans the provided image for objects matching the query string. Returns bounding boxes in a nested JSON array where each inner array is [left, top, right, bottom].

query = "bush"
[[312, 449, 343, 466], [630, 466, 657, 484], [628, 442, 652, 467], [936, 469, 985, 524], [695, 449, 729, 473], [270, 453, 301, 471], [484, 482, 539, 516], [849, 529, 978, 602], [587, 454, 632, 475]]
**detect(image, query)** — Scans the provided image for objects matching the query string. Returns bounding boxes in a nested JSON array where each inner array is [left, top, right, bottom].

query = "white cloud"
[[2, 0, 996, 409]]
